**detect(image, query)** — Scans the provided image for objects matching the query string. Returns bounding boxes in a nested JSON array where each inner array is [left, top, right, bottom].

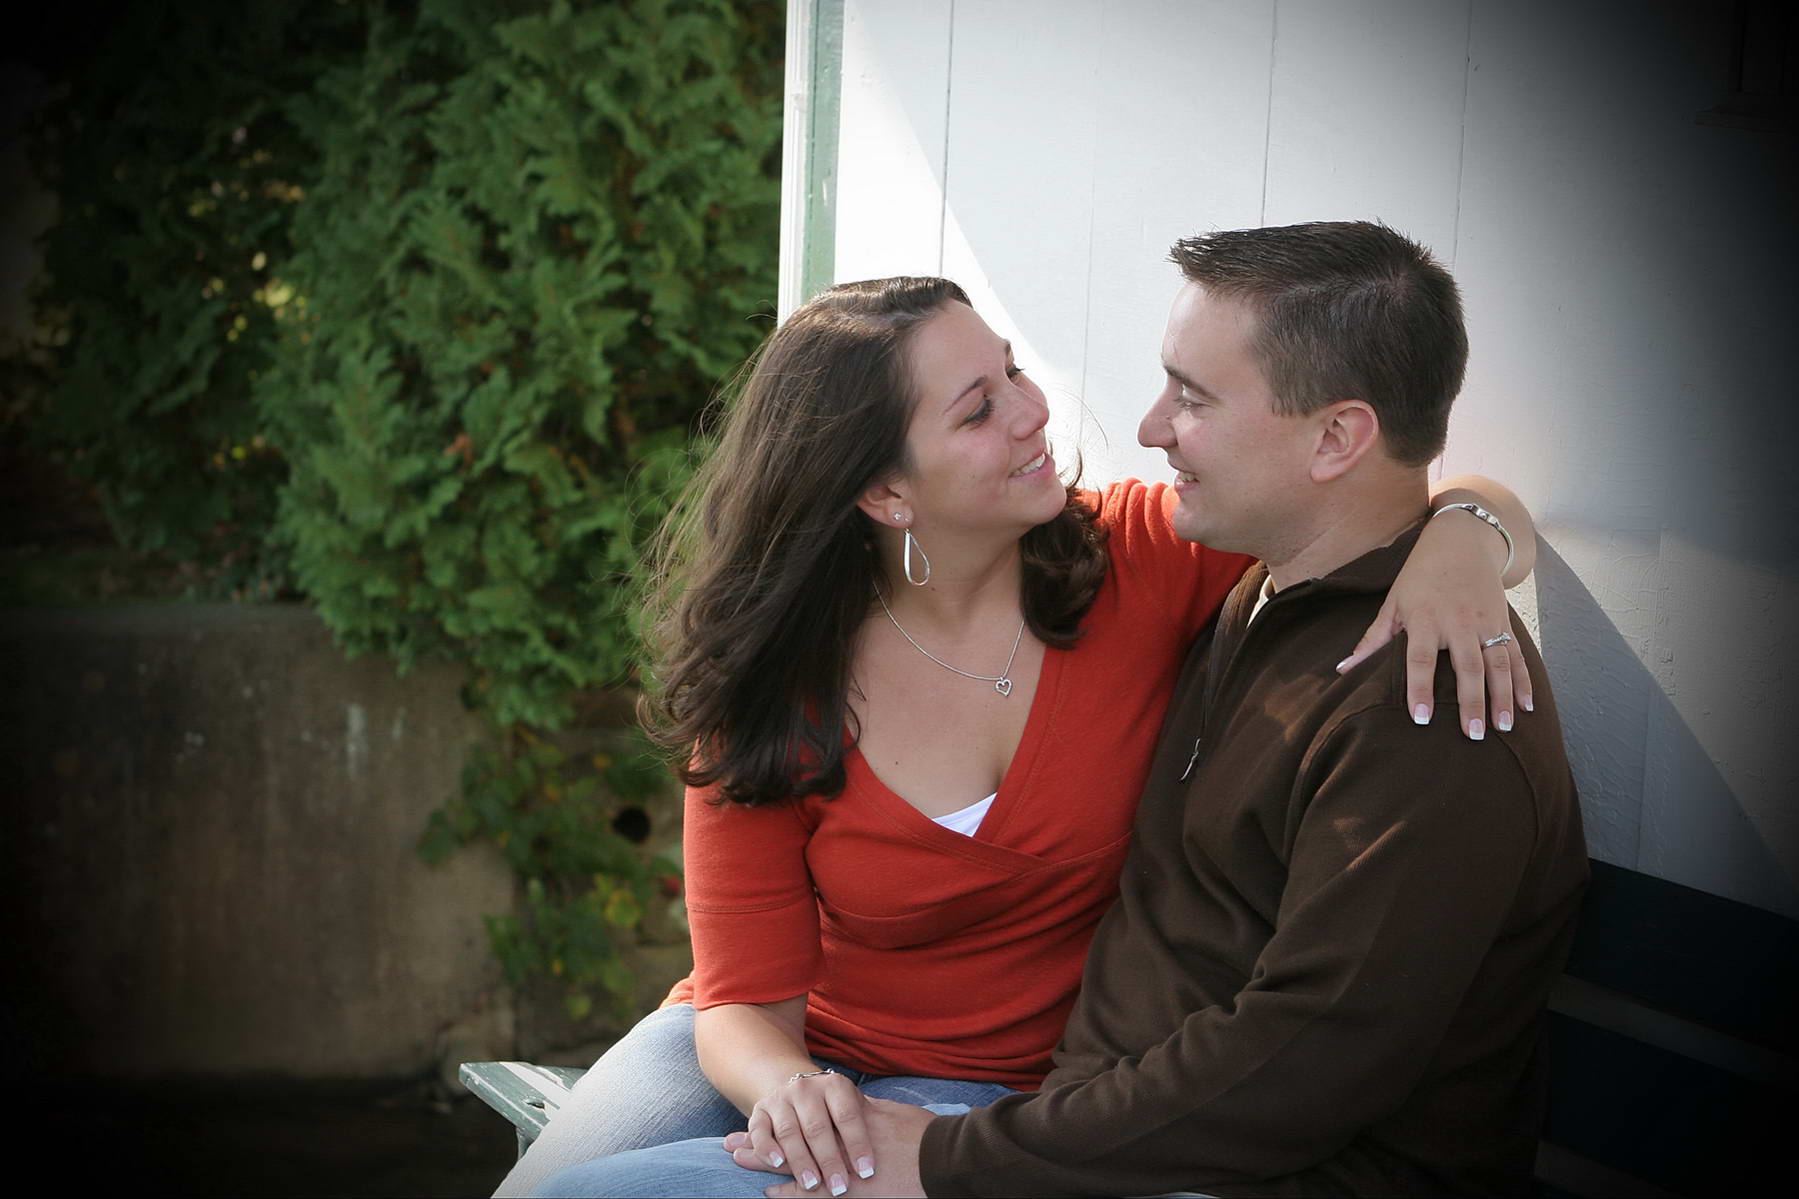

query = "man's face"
[[1138, 283, 1315, 553]]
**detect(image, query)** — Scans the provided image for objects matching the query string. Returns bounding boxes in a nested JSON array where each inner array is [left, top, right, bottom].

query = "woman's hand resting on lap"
[[729, 1100, 930, 1198], [743, 1068, 876, 1195]]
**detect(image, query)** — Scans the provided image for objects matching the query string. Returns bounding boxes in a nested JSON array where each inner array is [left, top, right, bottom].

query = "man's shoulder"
[[1290, 628, 1578, 844]]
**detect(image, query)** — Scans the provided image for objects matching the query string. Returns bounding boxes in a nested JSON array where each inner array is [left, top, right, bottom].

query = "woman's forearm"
[[1429, 474, 1537, 588], [693, 997, 818, 1116]]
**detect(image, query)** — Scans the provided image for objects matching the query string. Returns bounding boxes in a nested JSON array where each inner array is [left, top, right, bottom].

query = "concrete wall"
[[1, 604, 516, 1080], [800, 0, 1797, 915]]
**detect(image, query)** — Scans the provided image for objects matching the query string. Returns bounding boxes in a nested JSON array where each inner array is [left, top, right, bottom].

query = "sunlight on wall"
[[812, 0, 1797, 913]]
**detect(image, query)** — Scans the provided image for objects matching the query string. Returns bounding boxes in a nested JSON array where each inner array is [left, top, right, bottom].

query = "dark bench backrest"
[[1539, 860, 1798, 1196]]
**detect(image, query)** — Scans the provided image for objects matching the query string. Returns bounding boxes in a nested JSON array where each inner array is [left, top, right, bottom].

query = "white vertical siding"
[[799, 0, 1799, 916], [1261, 0, 1470, 261], [1448, 0, 1799, 911], [1082, 0, 1277, 485], [939, 0, 1105, 472], [833, 0, 953, 282]]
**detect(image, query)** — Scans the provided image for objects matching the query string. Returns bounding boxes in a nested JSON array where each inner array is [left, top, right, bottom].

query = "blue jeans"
[[496, 1003, 1018, 1198], [535, 1103, 982, 1198], [494, 1004, 743, 1196]]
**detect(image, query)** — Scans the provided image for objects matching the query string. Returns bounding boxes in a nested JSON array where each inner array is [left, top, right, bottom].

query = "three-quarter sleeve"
[[681, 784, 822, 1007]]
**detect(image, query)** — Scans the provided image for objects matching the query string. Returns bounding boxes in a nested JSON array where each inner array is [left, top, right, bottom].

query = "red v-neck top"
[[663, 482, 1252, 1087]]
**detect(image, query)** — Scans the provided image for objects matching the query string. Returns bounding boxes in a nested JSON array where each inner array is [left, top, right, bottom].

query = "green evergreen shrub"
[[263, 0, 783, 728], [422, 727, 685, 1022], [14, 0, 354, 595], [265, 0, 783, 1019], [13, 0, 785, 1020]]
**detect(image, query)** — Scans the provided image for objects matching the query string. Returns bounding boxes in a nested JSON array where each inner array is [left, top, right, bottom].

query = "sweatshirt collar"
[[1200, 520, 1430, 725], [1220, 518, 1430, 637]]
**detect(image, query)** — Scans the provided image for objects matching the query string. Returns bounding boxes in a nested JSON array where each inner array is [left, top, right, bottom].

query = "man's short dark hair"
[[1169, 221, 1467, 466]]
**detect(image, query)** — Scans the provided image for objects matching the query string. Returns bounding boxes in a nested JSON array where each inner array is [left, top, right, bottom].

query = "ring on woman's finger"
[[1480, 631, 1514, 649]]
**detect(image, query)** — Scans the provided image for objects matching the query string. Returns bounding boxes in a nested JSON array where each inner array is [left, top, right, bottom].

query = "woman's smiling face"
[[889, 301, 1064, 538]]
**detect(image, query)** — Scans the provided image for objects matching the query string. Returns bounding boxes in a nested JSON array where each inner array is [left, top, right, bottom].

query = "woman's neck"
[[874, 528, 1026, 632]]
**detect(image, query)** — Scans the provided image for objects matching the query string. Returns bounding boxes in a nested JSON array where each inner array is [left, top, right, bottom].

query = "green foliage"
[[11, 0, 783, 1013], [16, 0, 355, 595], [262, 0, 782, 727], [423, 730, 683, 1021]]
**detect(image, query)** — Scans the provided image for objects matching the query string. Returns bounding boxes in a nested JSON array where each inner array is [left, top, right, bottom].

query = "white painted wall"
[[795, 0, 1799, 916]]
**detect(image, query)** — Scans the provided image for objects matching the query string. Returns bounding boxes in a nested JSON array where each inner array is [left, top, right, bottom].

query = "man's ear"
[[1309, 400, 1381, 483], [854, 477, 911, 527]]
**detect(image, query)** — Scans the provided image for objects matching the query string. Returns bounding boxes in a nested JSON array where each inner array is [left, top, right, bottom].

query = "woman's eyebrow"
[[946, 377, 986, 411], [944, 341, 1012, 412]]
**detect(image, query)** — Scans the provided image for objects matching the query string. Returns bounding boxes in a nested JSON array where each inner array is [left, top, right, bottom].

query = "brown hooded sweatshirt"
[[920, 527, 1588, 1197]]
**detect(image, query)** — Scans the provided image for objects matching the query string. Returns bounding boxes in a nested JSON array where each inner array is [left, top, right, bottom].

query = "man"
[[752, 221, 1588, 1197]]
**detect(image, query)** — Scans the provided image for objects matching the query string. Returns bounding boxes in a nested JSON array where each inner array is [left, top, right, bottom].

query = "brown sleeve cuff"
[[917, 1108, 977, 1198]]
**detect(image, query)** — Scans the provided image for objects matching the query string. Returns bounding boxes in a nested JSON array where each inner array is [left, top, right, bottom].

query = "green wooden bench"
[[459, 1061, 589, 1160], [465, 859, 1794, 1195]]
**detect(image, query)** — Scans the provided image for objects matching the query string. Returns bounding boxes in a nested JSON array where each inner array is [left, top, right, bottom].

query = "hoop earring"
[[903, 529, 932, 586]]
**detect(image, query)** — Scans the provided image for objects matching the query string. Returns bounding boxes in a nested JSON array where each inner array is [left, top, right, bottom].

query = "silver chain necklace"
[[875, 588, 1026, 697]]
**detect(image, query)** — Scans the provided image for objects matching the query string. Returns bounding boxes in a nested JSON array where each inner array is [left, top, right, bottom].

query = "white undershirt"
[[930, 791, 998, 837], [1249, 573, 1277, 623]]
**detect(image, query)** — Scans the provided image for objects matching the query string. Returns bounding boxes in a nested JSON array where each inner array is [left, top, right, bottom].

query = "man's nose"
[[1138, 399, 1171, 448]]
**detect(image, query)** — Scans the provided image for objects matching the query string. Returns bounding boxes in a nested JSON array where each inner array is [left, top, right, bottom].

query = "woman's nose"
[[1011, 386, 1049, 436]]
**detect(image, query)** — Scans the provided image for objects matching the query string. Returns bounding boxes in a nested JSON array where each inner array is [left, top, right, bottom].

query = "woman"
[[499, 277, 1534, 1198]]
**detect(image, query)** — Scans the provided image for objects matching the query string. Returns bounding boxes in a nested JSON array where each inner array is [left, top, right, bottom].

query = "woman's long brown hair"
[[639, 278, 1108, 807]]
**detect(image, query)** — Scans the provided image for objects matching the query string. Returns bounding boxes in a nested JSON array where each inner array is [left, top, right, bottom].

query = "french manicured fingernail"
[[830, 1175, 848, 1196], [1497, 710, 1513, 732], [1522, 696, 1534, 712], [1469, 718, 1485, 741], [1413, 703, 1430, 725], [1335, 657, 1353, 674], [766, 1150, 784, 1168], [856, 1158, 875, 1179], [801, 1171, 819, 1190]]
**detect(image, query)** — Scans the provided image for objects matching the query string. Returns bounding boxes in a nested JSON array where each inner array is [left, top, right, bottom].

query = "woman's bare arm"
[[1431, 473, 1536, 588], [696, 998, 876, 1192], [1337, 474, 1539, 738]]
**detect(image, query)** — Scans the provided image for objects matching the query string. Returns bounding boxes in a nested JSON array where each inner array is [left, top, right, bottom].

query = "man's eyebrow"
[[1163, 362, 1215, 399], [943, 340, 1013, 412]]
